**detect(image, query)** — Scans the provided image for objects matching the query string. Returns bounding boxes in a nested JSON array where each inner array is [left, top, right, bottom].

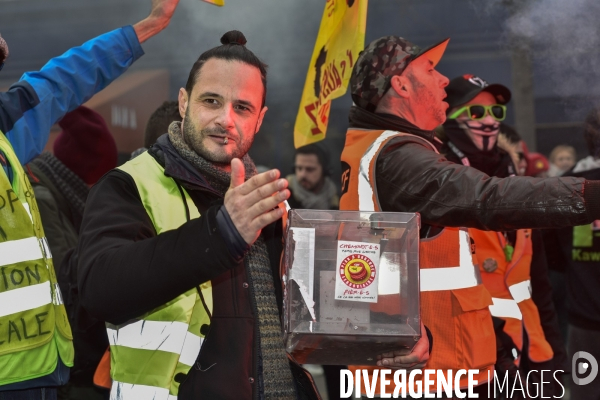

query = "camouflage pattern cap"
[[350, 36, 449, 111]]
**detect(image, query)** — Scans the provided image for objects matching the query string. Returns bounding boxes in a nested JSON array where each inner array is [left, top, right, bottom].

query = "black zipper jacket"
[[543, 163, 600, 331], [347, 106, 600, 231], [77, 136, 319, 400]]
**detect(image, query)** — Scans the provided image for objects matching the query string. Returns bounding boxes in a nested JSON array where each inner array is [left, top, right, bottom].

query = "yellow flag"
[[294, 0, 368, 148], [201, 0, 224, 6]]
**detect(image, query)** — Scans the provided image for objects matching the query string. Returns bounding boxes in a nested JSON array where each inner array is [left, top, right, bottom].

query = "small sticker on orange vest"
[[335, 241, 379, 303]]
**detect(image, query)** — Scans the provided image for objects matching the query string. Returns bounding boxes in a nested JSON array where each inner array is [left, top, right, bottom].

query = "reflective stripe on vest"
[[110, 381, 178, 400], [472, 228, 553, 362], [0, 237, 44, 266], [420, 230, 481, 292], [107, 320, 203, 368], [488, 280, 531, 319], [346, 129, 480, 292], [509, 280, 532, 303], [0, 131, 74, 385], [341, 128, 495, 394], [111, 151, 213, 399], [489, 298, 523, 319], [358, 131, 401, 211]]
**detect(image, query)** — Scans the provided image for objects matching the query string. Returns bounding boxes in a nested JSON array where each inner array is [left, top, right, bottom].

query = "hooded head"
[[54, 106, 117, 185]]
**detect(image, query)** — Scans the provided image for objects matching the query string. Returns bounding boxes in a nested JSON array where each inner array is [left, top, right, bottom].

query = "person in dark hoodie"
[[25, 106, 117, 400], [27, 106, 118, 269], [439, 75, 567, 397], [543, 107, 600, 400]]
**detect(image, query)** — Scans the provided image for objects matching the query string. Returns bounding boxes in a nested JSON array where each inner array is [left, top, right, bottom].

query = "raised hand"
[[224, 158, 290, 245], [133, 0, 181, 43]]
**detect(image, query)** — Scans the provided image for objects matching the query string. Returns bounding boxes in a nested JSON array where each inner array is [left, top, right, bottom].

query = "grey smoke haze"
[[482, 0, 600, 101], [136, 0, 326, 97], [6, 0, 593, 162]]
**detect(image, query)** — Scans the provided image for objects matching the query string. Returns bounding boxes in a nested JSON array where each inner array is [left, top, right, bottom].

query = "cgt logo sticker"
[[573, 351, 598, 386]]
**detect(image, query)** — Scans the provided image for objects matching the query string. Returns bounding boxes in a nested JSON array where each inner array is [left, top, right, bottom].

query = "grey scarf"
[[288, 174, 338, 210], [168, 122, 296, 399]]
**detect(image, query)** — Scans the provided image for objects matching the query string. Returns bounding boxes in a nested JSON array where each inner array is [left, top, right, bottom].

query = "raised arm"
[[376, 139, 600, 231], [0, 0, 180, 165]]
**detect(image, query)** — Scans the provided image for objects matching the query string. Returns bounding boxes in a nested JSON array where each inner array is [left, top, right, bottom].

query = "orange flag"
[[294, 0, 368, 148]]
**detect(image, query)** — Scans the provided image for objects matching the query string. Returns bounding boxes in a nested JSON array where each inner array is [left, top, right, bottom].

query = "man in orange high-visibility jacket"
[[340, 35, 600, 397], [440, 74, 567, 397]]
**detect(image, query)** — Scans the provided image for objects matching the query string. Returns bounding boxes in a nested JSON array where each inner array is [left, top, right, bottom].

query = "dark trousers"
[[0, 388, 57, 400]]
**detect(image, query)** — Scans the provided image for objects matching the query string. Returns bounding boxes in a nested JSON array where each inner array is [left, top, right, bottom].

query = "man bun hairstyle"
[[221, 30, 247, 46], [185, 30, 268, 106]]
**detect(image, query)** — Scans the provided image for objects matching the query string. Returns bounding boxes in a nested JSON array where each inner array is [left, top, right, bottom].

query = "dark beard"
[[181, 108, 252, 166]]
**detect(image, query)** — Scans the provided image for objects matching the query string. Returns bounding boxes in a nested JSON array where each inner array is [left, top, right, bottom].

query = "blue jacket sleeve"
[[0, 25, 144, 165]]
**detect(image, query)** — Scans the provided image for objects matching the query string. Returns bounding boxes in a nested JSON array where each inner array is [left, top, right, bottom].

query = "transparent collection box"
[[283, 209, 421, 366]]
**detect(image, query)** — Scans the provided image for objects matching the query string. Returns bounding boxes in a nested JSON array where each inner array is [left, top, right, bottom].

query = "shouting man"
[[339, 35, 600, 397]]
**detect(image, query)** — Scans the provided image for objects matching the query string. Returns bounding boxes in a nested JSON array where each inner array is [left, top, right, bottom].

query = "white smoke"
[[482, 0, 600, 100], [508, 0, 600, 99]]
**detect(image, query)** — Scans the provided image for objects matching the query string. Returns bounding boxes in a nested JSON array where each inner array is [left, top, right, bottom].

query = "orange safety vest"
[[471, 228, 553, 364], [339, 128, 496, 394]]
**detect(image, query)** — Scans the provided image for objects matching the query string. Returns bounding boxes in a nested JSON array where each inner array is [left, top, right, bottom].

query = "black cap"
[[445, 74, 511, 110]]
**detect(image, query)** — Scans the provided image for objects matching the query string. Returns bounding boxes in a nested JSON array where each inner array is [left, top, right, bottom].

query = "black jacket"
[[543, 163, 600, 331], [77, 138, 319, 400], [373, 135, 600, 230], [343, 107, 600, 230], [438, 121, 516, 178], [26, 162, 79, 270], [438, 130, 568, 372]]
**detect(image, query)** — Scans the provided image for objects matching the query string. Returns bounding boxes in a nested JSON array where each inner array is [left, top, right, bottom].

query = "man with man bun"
[[78, 31, 320, 399]]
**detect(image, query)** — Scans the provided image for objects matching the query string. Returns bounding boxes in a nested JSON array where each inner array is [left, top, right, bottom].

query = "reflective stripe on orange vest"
[[471, 228, 553, 363], [420, 230, 481, 292], [341, 129, 495, 394]]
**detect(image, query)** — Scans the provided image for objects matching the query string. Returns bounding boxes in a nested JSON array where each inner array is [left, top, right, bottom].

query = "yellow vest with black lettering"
[[110, 151, 213, 400], [0, 132, 73, 386], [340, 129, 495, 395]]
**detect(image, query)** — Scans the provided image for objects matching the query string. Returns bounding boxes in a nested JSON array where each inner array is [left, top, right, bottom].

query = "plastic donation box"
[[283, 209, 421, 366]]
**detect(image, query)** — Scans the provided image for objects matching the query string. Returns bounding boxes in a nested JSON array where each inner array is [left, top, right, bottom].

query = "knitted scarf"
[[287, 174, 338, 210], [31, 152, 89, 231], [168, 122, 296, 399]]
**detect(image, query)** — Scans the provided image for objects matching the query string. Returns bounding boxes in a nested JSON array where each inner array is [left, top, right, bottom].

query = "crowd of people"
[[1, 0, 599, 399]]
